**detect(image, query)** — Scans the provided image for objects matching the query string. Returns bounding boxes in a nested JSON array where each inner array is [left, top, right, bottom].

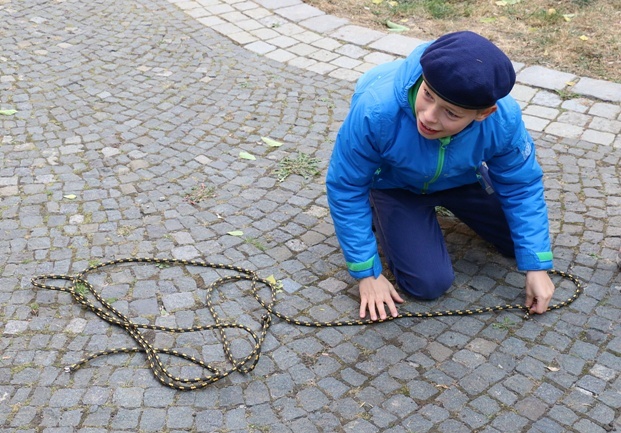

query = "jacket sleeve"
[[486, 119, 553, 271], [326, 96, 385, 280]]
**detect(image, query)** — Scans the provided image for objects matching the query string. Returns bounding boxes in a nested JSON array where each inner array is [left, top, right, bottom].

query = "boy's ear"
[[474, 105, 497, 121]]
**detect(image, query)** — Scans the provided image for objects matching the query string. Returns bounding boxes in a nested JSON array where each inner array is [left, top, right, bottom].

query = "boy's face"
[[414, 81, 496, 140]]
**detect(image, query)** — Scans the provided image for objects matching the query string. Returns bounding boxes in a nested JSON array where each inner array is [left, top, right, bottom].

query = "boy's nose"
[[425, 105, 441, 124]]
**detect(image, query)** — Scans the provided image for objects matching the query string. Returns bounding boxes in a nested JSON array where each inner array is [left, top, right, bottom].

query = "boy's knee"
[[395, 270, 455, 300]]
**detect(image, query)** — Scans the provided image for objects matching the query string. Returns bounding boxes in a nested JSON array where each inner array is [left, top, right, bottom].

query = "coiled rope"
[[32, 257, 583, 390]]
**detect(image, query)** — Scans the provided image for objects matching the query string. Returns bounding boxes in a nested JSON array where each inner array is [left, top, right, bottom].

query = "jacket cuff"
[[516, 249, 553, 271], [347, 252, 383, 279]]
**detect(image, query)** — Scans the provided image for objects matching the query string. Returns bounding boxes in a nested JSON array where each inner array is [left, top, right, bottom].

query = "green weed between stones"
[[74, 282, 88, 297], [184, 183, 216, 205], [29, 303, 39, 316], [274, 152, 320, 183], [492, 317, 517, 330], [244, 236, 267, 251]]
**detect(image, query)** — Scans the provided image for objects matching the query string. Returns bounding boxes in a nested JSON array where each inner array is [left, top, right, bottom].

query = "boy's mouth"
[[418, 120, 439, 135]]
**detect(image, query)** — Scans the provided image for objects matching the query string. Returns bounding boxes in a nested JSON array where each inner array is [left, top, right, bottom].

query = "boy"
[[326, 31, 555, 321]]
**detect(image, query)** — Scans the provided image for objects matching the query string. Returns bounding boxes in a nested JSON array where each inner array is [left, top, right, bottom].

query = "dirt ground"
[[302, 0, 621, 84]]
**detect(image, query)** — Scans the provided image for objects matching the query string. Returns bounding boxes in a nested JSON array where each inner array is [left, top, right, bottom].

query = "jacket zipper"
[[422, 141, 448, 193]]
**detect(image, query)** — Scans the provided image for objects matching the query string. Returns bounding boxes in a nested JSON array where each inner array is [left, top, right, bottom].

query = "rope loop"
[[32, 258, 583, 390]]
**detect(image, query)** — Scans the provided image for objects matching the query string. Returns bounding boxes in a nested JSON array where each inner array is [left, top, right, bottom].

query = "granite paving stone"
[[0, 0, 620, 431], [517, 65, 578, 91]]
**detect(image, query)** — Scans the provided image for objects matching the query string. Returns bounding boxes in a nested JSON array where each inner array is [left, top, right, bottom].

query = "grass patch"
[[274, 152, 321, 182], [74, 282, 89, 297], [184, 183, 216, 206], [492, 316, 517, 330], [244, 237, 267, 251], [29, 303, 39, 316], [303, 0, 621, 83]]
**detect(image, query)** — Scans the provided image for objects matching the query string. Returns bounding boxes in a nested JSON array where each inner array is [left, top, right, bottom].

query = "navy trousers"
[[370, 184, 515, 300]]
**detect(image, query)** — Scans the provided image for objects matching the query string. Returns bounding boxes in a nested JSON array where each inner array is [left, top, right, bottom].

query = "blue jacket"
[[326, 42, 553, 280]]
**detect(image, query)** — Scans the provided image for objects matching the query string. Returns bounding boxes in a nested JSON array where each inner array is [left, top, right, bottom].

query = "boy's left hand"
[[525, 270, 555, 314]]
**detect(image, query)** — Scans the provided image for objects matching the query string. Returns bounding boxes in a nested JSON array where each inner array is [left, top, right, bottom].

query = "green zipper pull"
[[422, 139, 449, 193]]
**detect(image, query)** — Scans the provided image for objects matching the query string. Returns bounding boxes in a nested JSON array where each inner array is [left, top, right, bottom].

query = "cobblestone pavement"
[[1, 0, 621, 432]]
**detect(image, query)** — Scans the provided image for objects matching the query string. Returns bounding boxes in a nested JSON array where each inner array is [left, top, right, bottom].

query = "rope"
[[31, 257, 583, 390]]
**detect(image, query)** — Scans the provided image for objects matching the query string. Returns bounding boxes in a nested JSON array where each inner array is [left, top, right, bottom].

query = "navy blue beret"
[[420, 31, 516, 109]]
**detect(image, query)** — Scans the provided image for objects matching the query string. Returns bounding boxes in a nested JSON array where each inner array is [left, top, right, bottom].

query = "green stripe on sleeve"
[[346, 257, 375, 272], [537, 252, 553, 261]]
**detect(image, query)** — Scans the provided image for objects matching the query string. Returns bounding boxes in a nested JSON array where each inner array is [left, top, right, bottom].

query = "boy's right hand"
[[359, 275, 404, 321]]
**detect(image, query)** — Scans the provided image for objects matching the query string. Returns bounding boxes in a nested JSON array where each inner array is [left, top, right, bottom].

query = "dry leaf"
[[266, 275, 283, 290], [579, 35, 589, 41], [239, 151, 256, 160], [386, 20, 409, 32], [546, 365, 560, 372], [63, 194, 77, 200], [0, 109, 17, 116], [227, 230, 244, 236], [261, 137, 283, 147]]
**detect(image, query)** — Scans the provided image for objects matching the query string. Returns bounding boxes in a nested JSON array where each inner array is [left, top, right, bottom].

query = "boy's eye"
[[446, 110, 458, 119]]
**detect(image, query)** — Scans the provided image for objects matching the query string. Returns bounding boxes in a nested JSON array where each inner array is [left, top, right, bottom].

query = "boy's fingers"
[[525, 291, 552, 314], [359, 280, 402, 321], [369, 305, 378, 321], [375, 299, 387, 320], [530, 303, 542, 315], [528, 297, 549, 314], [362, 296, 379, 321], [384, 293, 399, 317], [391, 289, 405, 304], [387, 300, 398, 318], [532, 298, 550, 314], [359, 298, 368, 319]]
